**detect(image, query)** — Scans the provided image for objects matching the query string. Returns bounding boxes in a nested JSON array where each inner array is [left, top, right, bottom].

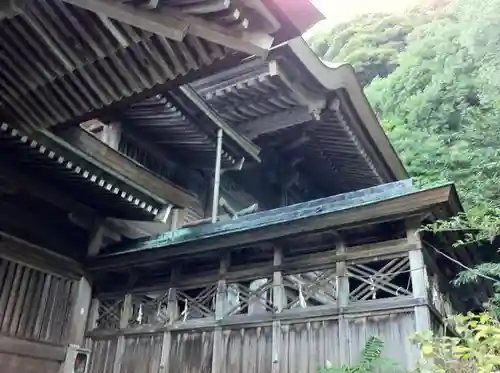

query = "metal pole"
[[212, 129, 223, 223]]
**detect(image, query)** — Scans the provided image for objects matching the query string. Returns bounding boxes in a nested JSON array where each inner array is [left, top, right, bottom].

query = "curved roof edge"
[[286, 37, 408, 182]]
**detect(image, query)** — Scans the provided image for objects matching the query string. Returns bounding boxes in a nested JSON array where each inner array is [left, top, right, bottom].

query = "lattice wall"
[[348, 256, 412, 301], [92, 254, 416, 330]]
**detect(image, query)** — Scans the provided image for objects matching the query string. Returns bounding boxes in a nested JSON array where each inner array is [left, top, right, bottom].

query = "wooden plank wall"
[[0, 237, 78, 373], [86, 310, 417, 373], [347, 312, 418, 371], [0, 352, 61, 373], [0, 257, 74, 343]]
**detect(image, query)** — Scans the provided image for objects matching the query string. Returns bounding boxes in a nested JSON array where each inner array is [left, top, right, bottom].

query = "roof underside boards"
[[0, 122, 169, 219], [90, 180, 462, 270], [115, 37, 406, 198], [0, 0, 321, 133], [118, 93, 251, 169], [187, 38, 407, 194]]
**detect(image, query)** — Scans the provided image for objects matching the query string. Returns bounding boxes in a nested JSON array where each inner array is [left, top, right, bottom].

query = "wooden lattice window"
[[96, 298, 123, 329], [348, 256, 412, 301], [223, 278, 274, 317], [283, 269, 338, 309]]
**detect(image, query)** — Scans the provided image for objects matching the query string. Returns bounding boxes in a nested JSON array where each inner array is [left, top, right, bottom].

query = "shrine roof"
[[90, 180, 461, 271]]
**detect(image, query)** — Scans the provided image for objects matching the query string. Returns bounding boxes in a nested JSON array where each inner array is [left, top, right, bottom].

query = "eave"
[[0, 122, 184, 219], [88, 181, 458, 271], [185, 37, 407, 195], [0, 0, 322, 133]]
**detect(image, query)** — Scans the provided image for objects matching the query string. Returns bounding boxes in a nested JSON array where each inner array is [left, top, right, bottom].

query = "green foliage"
[[319, 336, 403, 373], [306, 5, 448, 85], [307, 0, 500, 212], [308, 0, 500, 315], [422, 210, 500, 314], [307, 13, 423, 85], [412, 312, 500, 372]]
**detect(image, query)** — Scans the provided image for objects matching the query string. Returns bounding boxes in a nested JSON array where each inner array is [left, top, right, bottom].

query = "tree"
[[364, 6, 500, 210], [306, 11, 438, 85], [412, 313, 500, 372]]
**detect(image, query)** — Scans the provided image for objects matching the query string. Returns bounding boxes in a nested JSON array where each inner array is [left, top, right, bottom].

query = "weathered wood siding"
[[0, 352, 61, 373], [121, 335, 163, 373], [280, 320, 340, 373], [0, 257, 74, 343], [221, 326, 272, 373], [86, 310, 420, 373], [86, 338, 118, 373], [348, 312, 417, 371], [170, 331, 214, 373], [0, 237, 77, 373]]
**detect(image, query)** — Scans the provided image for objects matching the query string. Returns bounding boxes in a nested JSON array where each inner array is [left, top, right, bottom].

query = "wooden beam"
[[96, 238, 413, 297], [179, 85, 261, 162], [0, 232, 83, 279], [55, 127, 197, 208], [0, 334, 66, 362], [239, 106, 314, 140], [0, 158, 93, 218], [85, 296, 426, 339], [62, 0, 274, 56], [63, 0, 188, 41], [0, 0, 24, 19], [89, 184, 454, 271]]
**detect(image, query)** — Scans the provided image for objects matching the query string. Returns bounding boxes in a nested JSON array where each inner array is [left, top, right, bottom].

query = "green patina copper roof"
[[99, 179, 457, 257]]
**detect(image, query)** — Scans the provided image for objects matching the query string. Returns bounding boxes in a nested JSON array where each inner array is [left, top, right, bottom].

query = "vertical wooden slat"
[[9, 267, 31, 336], [52, 279, 73, 343], [33, 274, 52, 339], [1, 264, 23, 333], [0, 261, 17, 327], [17, 268, 37, 337], [0, 259, 9, 291], [42, 275, 60, 341], [24, 271, 45, 339], [59, 280, 76, 343]]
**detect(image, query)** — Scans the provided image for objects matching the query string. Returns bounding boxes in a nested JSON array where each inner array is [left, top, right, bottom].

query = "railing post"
[[211, 252, 229, 373], [113, 294, 131, 373], [407, 219, 431, 332], [336, 239, 350, 366], [272, 246, 285, 373]]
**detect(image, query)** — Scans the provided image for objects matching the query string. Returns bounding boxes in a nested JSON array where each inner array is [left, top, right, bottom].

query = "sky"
[[311, 0, 416, 24]]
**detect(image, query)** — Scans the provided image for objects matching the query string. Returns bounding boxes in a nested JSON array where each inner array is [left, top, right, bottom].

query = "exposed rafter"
[[62, 0, 274, 56], [55, 126, 198, 208]]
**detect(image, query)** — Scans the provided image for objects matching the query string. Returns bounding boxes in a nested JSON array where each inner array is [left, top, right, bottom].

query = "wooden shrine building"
[[0, 2, 492, 372]]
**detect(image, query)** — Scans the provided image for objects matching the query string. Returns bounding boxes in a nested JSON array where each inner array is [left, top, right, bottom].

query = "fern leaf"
[[355, 336, 384, 372]]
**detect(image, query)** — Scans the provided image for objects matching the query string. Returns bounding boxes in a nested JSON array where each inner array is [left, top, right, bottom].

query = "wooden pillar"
[[113, 294, 132, 373], [66, 278, 92, 346], [66, 218, 104, 347], [212, 252, 230, 373], [101, 122, 122, 150], [406, 219, 431, 332], [336, 239, 350, 366], [159, 269, 179, 373], [272, 246, 285, 373]]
